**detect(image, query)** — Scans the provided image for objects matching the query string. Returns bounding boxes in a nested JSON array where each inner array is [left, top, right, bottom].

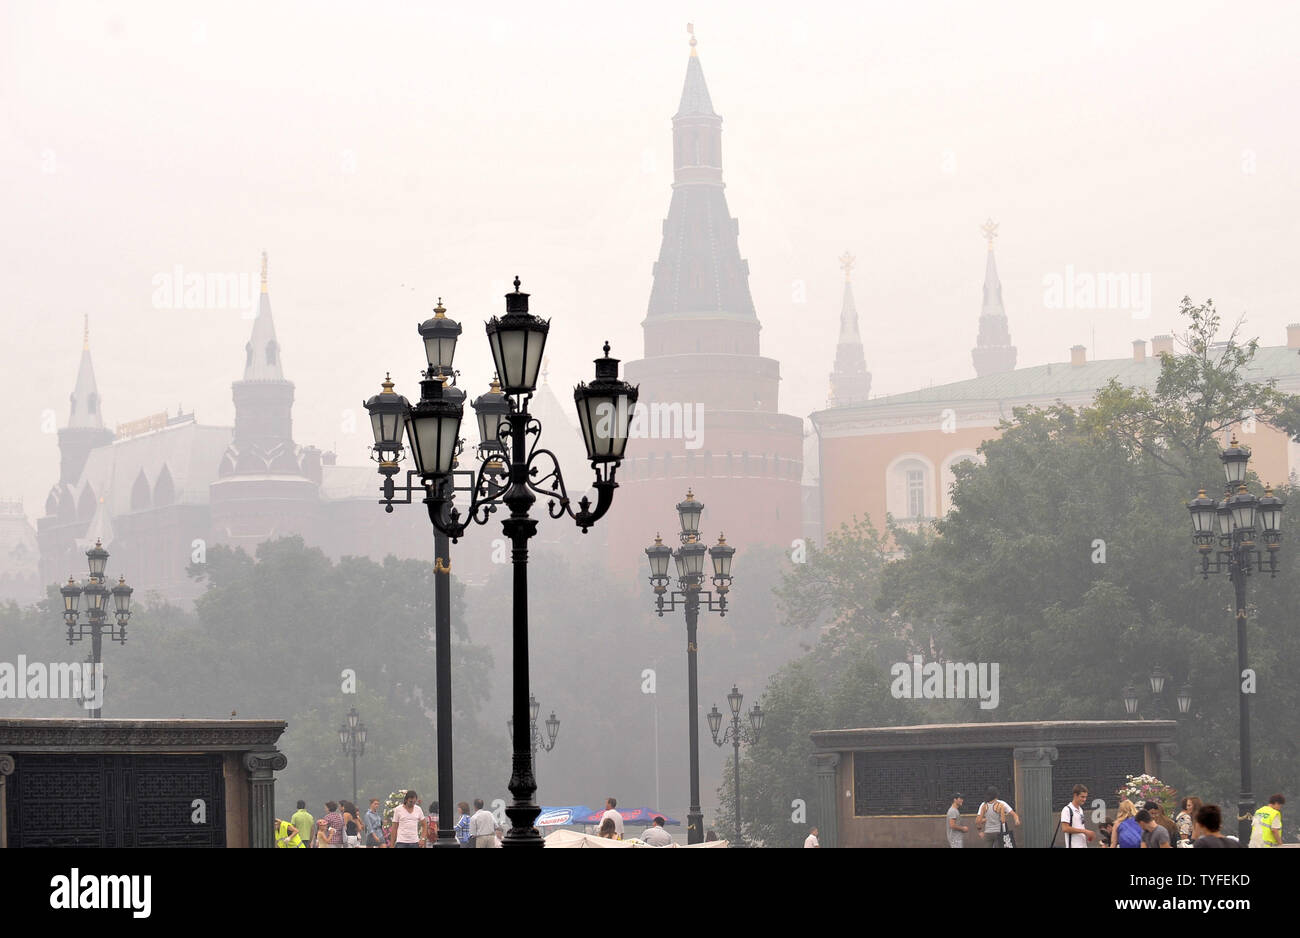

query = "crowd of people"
[[272, 793, 690, 847], [272, 792, 505, 848], [941, 784, 1288, 848]]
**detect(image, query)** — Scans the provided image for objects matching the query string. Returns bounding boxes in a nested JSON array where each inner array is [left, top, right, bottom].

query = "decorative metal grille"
[[854, 749, 1014, 816], [1051, 745, 1146, 813], [8, 753, 226, 847]]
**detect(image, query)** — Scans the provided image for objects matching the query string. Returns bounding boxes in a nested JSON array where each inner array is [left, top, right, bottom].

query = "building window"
[[906, 470, 924, 519], [887, 456, 934, 522]]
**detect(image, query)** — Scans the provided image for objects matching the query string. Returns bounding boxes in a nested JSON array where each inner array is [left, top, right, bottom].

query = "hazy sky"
[[3, 0, 1298, 518]]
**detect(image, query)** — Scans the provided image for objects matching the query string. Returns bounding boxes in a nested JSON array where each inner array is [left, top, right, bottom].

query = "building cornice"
[[811, 720, 1176, 752], [0, 718, 287, 752]]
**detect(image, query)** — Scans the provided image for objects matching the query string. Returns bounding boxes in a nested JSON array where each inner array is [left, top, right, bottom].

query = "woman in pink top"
[[388, 790, 427, 849]]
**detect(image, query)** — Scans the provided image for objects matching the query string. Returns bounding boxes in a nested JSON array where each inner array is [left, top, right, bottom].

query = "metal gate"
[[6, 753, 226, 847]]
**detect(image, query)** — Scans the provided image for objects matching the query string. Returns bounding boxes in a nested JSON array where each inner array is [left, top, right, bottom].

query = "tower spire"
[[244, 252, 284, 381], [57, 317, 114, 483], [828, 252, 871, 406], [688, 21, 697, 57], [971, 219, 1017, 377]]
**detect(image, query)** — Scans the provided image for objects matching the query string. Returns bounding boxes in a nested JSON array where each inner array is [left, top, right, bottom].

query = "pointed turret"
[[221, 251, 299, 474], [971, 219, 1017, 377], [676, 25, 718, 119], [57, 316, 114, 483], [828, 252, 872, 406], [243, 250, 285, 381]]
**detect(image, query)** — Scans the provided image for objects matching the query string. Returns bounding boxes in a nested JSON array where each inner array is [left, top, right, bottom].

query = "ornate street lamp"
[[1187, 433, 1284, 840], [709, 683, 763, 846], [57, 539, 131, 719], [644, 490, 736, 843], [1122, 668, 1192, 721], [339, 706, 367, 807], [508, 695, 560, 782], [365, 277, 636, 848]]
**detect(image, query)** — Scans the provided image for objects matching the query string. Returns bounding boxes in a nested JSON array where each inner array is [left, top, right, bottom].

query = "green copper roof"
[[830, 344, 1300, 410]]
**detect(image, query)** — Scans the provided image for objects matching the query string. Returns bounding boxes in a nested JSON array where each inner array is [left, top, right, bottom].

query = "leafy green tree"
[[737, 299, 1300, 842]]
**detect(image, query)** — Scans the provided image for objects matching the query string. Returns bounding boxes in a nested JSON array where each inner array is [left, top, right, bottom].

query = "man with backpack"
[[1059, 784, 1095, 848], [977, 786, 1020, 847]]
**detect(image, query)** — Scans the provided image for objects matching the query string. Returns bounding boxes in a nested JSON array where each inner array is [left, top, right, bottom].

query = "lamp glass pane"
[[498, 329, 528, 389]]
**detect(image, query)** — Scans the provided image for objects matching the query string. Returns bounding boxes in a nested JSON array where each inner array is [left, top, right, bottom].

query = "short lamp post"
[[708, 684, 763, 846], [59, 538, 132, 720], [644, 490, 735, 844], [1187, 433, 1284, 841], [338, 707, 367, 807]]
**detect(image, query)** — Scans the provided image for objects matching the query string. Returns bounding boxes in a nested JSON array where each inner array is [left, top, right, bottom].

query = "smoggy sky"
[[2, 0, 1298, 519]]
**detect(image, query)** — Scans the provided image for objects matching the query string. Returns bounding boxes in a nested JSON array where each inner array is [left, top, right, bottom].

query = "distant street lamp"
[[59, 539, 132, 719], [708, 684, 763, 846], [508, 695, 560, 779], [1122, 668, 1193, 720], [1187, 434, 1285, 841], [339, 707, 367, 806], [645, 490, 735, 844]]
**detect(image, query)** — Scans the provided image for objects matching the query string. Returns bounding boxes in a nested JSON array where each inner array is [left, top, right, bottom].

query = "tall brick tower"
[[614, 29, 804, 576]]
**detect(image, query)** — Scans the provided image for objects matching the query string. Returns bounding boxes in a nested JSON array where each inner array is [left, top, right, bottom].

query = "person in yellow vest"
[[1250, 794, 1285, 847], [274, 817, 306, 848]]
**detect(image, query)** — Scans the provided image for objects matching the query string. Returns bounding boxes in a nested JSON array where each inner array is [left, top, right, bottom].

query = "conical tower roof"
[[972, 219, 1017, 377], [675, 26, 718, 118], [829, 252, 871, 406], [243, 251, 285, 382], [68, 316, 106, 429]]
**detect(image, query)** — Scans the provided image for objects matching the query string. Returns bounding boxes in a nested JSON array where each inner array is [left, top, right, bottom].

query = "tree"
[[740, 299, 1300, 841]]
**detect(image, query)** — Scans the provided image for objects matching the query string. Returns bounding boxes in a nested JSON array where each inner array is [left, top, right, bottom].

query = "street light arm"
[[525, 445, 619, 533], [425, 460, 510, 540]]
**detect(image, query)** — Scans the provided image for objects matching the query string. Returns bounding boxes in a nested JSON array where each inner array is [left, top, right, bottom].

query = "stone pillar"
[[810, 752, 840, 848], [0, 754, 13, 849], [1152, 742, 1177, 778], [1013, 746, 1057, 849], [243, 751, 287, 848]]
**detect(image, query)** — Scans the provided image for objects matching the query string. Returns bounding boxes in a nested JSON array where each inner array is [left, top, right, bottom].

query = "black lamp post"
[[507, 695, 560, 782], [339, 706, 367, 806], [644, 491, 735, 844], [1187, 433, 1284, 841], [363, 298, 475, 849], [365, 278, 637, 848], [59, 538, 131, 719], [708, 684, 763, 846]]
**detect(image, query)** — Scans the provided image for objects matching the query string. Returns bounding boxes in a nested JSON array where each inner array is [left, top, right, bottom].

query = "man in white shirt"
[[600, 797, 624, 839], [641, 816, 673, 846], [803, 827, 820, 848], [1060, 784, 1095, 848], [469, 798, 497, 849]]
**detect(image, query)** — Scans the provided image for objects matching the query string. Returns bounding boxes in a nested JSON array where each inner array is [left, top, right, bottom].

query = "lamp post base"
[[687, 810, 704, 845]]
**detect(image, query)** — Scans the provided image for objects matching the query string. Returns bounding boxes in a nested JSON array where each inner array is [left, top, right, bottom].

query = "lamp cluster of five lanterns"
[[363, 277, 638, 848], [644, 490, 736, 843], [59, 538, 132, 719], [1186, 433, 1284, 841]]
